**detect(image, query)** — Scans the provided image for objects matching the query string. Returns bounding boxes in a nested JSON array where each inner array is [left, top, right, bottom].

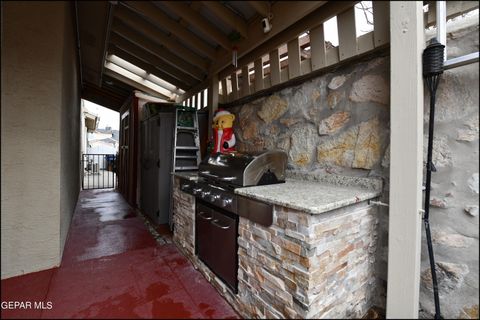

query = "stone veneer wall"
[[237, 202, 378, 319], [172, 178, 196, 256], [172, 177, 379, 318], [227, 17, 478, 319]]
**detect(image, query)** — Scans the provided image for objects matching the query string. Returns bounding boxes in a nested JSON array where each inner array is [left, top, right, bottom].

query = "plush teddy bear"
[[212, 109, 236, 154]]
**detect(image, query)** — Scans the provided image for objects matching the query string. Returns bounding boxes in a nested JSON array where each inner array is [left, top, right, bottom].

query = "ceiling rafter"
[[122, 1, 218, 59], [108, 45, 190, 91], [82, 81, 128, 111], [162, 1, 231, 50], [247, 1, 271, 17], [85, 81, 125, 101], [214, 1, 329, 78], [114, 7, 210, 71], [103, 74, 139, 93], [109, 32, 198, 86], [105, 54, 181, 97], [104, 61, 174, 100], [111, 20, 205, 80], [200, 1, 248, 38], [104, 68, 170, 101]]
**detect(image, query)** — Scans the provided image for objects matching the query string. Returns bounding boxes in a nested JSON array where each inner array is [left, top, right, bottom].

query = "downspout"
[[100, 2, 115, 87], [74, 0, 83, 89]]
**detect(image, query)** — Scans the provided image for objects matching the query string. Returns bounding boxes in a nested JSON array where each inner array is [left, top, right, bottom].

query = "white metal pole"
[[387, 1, 424, 318], [436, 1, 447, 61]]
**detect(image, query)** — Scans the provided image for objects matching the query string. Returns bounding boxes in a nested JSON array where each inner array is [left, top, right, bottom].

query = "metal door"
[[209, 209, 238, 292], [195, 201, 238, 292]]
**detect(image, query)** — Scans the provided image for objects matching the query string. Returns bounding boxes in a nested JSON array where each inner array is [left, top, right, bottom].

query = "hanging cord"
[[422, 38, 445, 320]]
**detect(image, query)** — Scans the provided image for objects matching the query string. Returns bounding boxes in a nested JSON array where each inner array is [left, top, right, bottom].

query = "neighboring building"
[[87, 127, 119, 155], [80, 100, 99, 156], [87, 136, 118, 155]]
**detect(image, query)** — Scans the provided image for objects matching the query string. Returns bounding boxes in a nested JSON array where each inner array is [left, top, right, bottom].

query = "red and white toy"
[[212, 109, 236, 154]]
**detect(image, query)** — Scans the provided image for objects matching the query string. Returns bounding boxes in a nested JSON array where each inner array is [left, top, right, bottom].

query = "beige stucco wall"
[[1, 1, 80, 279], [59, 2, 81, 258]]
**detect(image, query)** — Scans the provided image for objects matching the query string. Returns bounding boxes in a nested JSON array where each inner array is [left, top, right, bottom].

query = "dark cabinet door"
[[209, 210, 238, 291], [196, 201, 238, 292], [140, 117, 159, 222], [157, 113, 174, 224], [196, 203, 215, 265]]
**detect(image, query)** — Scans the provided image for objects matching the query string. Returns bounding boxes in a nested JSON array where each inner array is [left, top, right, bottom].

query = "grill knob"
[[180, 184, 190, 191], [221, 198, 232, 207], [192, 188, 202, 195], [201, 191, 211, 198], [207, 194, 219, 202]]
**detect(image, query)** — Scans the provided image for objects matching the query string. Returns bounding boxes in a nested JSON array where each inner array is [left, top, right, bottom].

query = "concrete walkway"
[[1, 189, 239, 319]]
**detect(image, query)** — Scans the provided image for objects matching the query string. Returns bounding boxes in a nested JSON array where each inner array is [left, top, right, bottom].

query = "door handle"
[[198, 211, 213, 221], [211, 219, 231, 230], [157, 159, 160, 168]]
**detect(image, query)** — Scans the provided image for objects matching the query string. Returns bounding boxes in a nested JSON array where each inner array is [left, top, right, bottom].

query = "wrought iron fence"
[[82, 154, 117, 190]]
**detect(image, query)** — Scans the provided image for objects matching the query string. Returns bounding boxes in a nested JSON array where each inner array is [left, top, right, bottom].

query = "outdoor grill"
[[179, 150, 287, 292], [180, 150, 287, 216]]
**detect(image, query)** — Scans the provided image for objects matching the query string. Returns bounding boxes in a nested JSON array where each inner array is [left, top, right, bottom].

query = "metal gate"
[[82, 154, 117, 190]]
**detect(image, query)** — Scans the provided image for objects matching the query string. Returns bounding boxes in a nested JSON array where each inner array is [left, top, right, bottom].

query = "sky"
[[83, 99, 120, 130], [324, 1, 374, 46]]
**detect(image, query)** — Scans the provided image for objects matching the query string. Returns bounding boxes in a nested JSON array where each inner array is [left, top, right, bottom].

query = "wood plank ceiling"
[[77, 1, 326, 111]]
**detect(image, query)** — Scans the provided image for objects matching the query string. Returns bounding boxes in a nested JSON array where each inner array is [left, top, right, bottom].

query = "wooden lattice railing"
[[179, 1, 478, 109], [217, 1, 388, 104]]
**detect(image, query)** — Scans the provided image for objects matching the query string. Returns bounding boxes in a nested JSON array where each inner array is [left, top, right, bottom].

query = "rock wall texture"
[[228, 21, 478, 319], [417, 21, 479, 319], [230, 56, 390, 175]]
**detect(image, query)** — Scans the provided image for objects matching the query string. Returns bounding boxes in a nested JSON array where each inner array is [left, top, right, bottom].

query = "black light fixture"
[[422, 37, 445, 320]]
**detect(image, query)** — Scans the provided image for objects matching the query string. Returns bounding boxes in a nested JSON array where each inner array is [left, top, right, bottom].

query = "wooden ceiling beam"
[[122, 1, 217, 59], [111, 20, 205, 81], [180, 1, 352, 101], [103, 74, 137, 93], [84, 81, 126, 101], [105, 61, 174, 101], [216, 1, 348, 79], [114, 7, 210, 70], [82, 82, 127, 111], [247, 1, 271, 17], [107, 46, 182, 94], [108, 45, 190, 91], [162, 1, 231, 50], [209, 1, 328, 75], [104, 69, 171, 101], [109, 32, 198, 87], [200, 1, 248, 38]]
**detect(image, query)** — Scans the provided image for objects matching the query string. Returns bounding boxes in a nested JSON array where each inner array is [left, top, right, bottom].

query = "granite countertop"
[[172, 171, 199, 181], [235, 178, 382, 214]]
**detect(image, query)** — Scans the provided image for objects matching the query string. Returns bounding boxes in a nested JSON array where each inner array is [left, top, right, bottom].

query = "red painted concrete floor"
[[1, 189, 240, 319]]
